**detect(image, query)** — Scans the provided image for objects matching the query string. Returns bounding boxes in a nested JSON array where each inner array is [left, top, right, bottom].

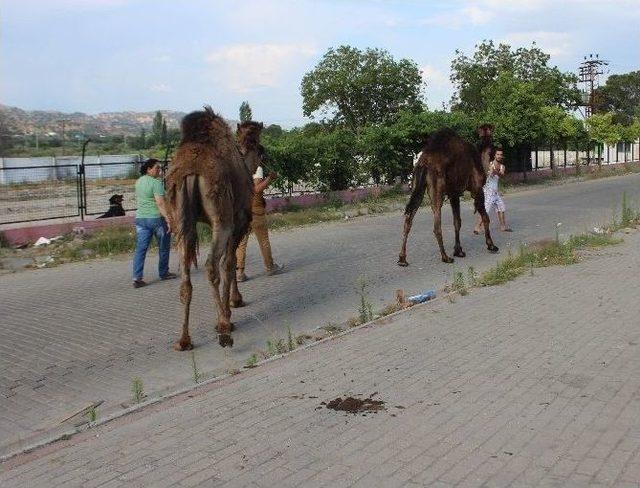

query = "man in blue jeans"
[[132, 158, 177, 288]]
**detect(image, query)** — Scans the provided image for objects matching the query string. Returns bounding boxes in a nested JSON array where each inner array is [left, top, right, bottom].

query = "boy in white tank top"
[[474, 148, 512, 233]]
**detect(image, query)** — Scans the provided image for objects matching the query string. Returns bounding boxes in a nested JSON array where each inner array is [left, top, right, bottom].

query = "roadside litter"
[[33, 236, 63, 247]]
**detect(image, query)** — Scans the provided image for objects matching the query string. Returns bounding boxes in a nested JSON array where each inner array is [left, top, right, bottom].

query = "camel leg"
[[398, 209, 417, 266], [450, 195, 465, 258], [205, 225, 234, 347], [229, 225, 248, 308], [174, 250, 194, 351], [431, 177, 453, 263], [473, 190, 499, 253]]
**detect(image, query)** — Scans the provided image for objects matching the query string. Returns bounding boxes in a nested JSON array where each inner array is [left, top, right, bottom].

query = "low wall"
[[1, 185, 397, 246]]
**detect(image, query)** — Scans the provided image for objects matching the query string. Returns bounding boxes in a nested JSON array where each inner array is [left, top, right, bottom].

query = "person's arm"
[[499, 164, 506, 176], [153, 194, 172, 233], [254, 171, 277, 193]]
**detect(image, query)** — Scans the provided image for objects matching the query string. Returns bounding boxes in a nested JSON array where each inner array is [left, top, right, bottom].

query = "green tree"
[[595, 71, 640, 125], [301, 45, 424, 130], [541, 106, 583, 174], [450, 40, 580, 114], [136, 128, 147, 150], [619, 119, 640, 143], [161, 120, 168, 145], [586, 112, 620, 147], [152, 111, 163, 143], [262, 124, 284, 139], [239, 101, 253, 123], [262, 127, 318, 191], [480, 74, 547, 169]]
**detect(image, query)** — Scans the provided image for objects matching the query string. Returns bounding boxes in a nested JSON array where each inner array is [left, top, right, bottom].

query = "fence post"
[[563, 144, 567, 169], [534, 148, 538, 170]]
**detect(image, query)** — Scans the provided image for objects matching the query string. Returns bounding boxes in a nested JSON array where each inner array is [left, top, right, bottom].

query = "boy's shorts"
[[484, 190, 506, 214]]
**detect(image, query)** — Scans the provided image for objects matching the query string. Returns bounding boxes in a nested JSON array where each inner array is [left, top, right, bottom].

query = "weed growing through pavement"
[[480, 232, 622, 286], [266, 338, 288, 357], [190, 350, 201, 384], [287, 325, 295, 352], [245, 354, 258, 368], [356, 276, 374, 324], [85, 405, 97, 423], [452, 270, 468, 296], [467, 266, 479, 287], [131, 377, 145, 403]]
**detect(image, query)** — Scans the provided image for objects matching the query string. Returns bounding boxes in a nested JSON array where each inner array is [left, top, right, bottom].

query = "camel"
[[165, 107, 260, 349], [398, 125, 498, 265]]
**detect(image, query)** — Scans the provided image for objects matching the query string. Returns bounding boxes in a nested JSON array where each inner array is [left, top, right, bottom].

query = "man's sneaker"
[[236, 271, 248, 282], [161, 272, 178, 280], [133, 279, 147, 288], [266, 263, 284, 276]]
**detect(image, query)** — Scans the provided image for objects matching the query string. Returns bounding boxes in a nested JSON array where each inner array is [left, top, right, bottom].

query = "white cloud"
[[501, 31, 574, 58], [206, 43, 317, 94], [421, 65, 450, 87], [150, 83, 171, 93], [420, 65, 454, 110], [421, 4, 494, 27]]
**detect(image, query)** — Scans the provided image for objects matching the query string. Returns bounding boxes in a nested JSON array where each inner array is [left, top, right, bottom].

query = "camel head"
[[236, 121, 264, 173], [236, 121, 263, 148], [476, 124, 494, 170], [476, 124, 494, 141]]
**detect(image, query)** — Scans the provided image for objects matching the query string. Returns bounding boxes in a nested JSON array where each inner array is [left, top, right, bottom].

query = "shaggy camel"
[[398, 125, 498, 265], [166, 107, 261, 349]]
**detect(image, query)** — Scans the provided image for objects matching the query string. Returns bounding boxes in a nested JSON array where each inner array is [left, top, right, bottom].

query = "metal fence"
[[1, 141, 639, 225], [518, 141, 639, 172], [0, 159, 141, 225]]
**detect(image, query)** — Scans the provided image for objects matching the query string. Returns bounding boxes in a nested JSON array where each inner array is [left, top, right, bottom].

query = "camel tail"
[[176, 175, 201, 269], [404, 163, 428, 215]]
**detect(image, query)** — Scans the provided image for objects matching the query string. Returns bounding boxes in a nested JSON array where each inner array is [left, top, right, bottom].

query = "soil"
[[324, 395, 386, 414]]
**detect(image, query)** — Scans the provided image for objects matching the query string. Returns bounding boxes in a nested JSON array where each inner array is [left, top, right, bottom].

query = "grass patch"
[[245, 353, 259, 368], [480, 233, 622, 286]]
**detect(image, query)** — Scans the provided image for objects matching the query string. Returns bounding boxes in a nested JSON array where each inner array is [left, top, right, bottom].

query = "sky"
[[1, 0, 639, 127]]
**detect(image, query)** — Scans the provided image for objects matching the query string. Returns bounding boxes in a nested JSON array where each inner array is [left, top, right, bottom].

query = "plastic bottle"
[[407, 290, 436, 304]]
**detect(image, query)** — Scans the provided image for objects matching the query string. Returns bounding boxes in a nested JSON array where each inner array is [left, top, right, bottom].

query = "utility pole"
[[578, 54, 608, 118]]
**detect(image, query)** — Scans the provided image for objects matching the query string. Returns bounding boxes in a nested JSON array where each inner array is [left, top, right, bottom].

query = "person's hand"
[[165, 219, 172, 234], [268, 171, 278, 181]]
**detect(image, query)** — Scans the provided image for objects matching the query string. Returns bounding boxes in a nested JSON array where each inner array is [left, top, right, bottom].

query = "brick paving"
[[1, 226, 640, 486]]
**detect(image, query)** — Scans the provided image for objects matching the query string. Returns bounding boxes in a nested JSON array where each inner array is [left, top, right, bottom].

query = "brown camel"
[[398, 125, 498, 265], [165, 107, 260, 349]]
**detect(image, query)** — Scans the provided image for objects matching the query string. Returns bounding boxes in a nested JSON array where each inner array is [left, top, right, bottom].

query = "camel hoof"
[[230, 299, 246, 308], [454, 250, 466, 258], [173, 339, 193, 351], [488, 245, 499, 253], [442, 256, 455, 264], [218, 334, 234, 348], [397, 256, 409, 267]]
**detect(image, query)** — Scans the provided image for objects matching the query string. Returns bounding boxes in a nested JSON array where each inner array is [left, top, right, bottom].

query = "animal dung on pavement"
[[324, 395, 386, 414]]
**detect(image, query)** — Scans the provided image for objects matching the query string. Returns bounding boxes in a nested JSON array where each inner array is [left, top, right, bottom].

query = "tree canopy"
[[301, 45, 424, 130], [450, 40, 580, 114], [595, 71, 640, 125], [239, 101, 253, 123]]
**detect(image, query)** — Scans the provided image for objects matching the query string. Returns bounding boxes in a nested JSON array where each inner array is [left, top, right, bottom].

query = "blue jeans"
[[132, 217, 171, 280]]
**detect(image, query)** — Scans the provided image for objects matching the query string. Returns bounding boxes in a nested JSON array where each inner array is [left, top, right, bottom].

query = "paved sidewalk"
[[2, 173, 640, 459], [2, 229, 639, 487]]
